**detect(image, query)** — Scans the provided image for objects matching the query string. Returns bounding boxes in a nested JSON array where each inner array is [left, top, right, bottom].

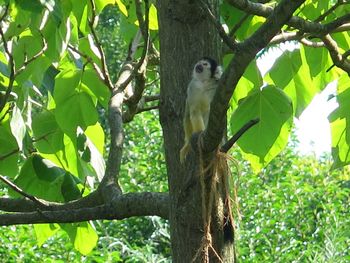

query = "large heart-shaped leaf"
[[230, 86, 293, 172]]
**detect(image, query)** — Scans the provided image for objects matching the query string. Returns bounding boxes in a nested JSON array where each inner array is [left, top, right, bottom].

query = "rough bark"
[[157, 1, 235, 262]]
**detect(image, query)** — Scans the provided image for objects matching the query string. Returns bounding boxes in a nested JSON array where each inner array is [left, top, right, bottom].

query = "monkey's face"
[[192, 59, 214, 82]]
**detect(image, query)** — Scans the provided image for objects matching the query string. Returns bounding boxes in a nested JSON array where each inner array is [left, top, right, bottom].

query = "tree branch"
[[68, 44, 106, 83], [199, 0, 237, 51], [203, 0, 306, 153], [115, 0, 150, 93], [99, 1, 150, 199], [322, 34, 350, 75], [88, 0, 114, 90], [0, 192, 169, 226], [0, 190, 103, 213], [227, 0, 350, 35]]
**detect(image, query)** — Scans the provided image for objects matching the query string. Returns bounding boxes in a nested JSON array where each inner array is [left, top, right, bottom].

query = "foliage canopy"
[[0, 0, 349, 260]]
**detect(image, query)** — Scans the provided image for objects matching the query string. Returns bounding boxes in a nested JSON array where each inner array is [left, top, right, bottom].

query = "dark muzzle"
[[195, 64, 203, 73]]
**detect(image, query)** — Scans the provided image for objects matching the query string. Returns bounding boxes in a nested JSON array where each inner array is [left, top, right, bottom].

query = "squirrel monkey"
[[180, 57, 223, 163]]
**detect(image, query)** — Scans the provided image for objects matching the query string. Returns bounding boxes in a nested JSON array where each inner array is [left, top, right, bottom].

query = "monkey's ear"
[[214, 65, 223, 80]]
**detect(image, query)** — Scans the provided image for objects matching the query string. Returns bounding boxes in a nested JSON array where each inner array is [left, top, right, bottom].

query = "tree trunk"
[[157, 1, 236, 262]]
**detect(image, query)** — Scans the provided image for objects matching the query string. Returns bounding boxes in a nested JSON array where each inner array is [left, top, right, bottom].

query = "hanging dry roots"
[[192, 139, 238, 262]]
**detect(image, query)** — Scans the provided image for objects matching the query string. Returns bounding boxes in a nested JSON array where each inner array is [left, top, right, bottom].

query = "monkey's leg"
[[190, 111, 205, 133]]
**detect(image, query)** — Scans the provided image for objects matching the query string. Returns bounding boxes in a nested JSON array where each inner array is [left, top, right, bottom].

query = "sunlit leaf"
[[81, 69, 110, 108], [84, 124, 106, 180], [13, 155, 66, 201], [54, 69, 98, 134], [233, 60, 262, 104], [34, 224, 60, 247], [4, 3, 31, 38], [115, 0, 127, 16], [0, 119, 19, 177], [230, 86, 293, 173], [299, 0, 330, 20], [220, 2, 265, 40], [95, 0, 116, 13], [62, 222, 98, 255], [329, 75, 350, 169], [10, 105, 26, 151], [148, 4, 158, 30], [32, 111, 79, 177], [265, 46, 333, 117]]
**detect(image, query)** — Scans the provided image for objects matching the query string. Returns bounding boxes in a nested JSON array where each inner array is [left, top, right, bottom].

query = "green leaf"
[[71, 0, 89, 35], [15, 0, 44, 13], [233, 60, 262, 104], [0, 120, 19, 178], [299, 1, 330, 20], [13, 155, 81, 202], [32, 111, 79, 177], [265, 47, 329, 117], [118, 0, 138, 42], [332, 31, 350, 52], [116, 0, 127, 16], [220, 2, 264, 40], [81, 69, 110, 109], [42, 14, 70, 61], [61, 172, 82, 201], [85, 122, 105, 154], [95, 0, 116, 13], [10, 105, 26, 151], [54, 69, 98, 134], [4, 3, 31, 38], [41, 66, 60, 94], [148, 4, 158, 30], [230, 86, 293, 173], [62, 222, 98, 255], [302, 45, 337, 88], [55, 91, 98, 133], [32, 110, 64, 153], [13, 155, 66, 202], [84, 124, 106, 180], [34, 224, 60, 247], [329, 75, 350, 169]]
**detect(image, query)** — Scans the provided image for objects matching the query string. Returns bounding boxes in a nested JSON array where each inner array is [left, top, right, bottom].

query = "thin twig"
[[0, 3, 9, 22], [200, 0, 237, 51], [144, 95, 160, 102], [0, 24, 15, 113], [0, 175, 48, 207], [322, 34, 350, 75], [116, 0, 150, 93], [68, 44, 105, 82], [315, 0, 348, 23], [220, 118, 260, 153], [88, 0, 114, 90], [299, 38, 324, 48], [15, 32, 47, 75], [136, 104, 158, 113], [229, 13, 250, 38]]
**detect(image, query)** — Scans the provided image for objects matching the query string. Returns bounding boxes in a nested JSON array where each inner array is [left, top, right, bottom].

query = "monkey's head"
[[192, 57, 222, 82]]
